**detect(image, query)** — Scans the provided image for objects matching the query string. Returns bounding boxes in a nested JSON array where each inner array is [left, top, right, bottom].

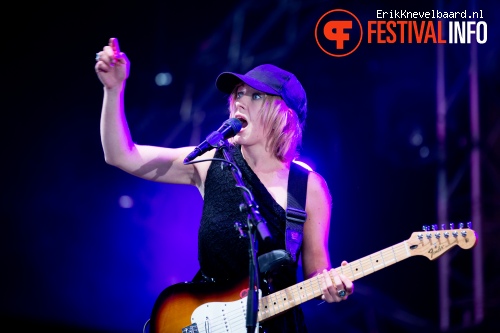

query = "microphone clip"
[[205, 131, 226, 149]]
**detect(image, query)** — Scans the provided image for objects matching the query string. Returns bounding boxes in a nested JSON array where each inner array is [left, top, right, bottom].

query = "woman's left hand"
[[320, 261, 354, 303]]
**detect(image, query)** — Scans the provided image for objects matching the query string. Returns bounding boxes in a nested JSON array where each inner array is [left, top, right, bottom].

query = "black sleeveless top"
[[196, 145, 308, 333]]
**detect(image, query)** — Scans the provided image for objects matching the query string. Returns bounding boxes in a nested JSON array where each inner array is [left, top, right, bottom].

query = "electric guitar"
[[149, 226, 477, 333]]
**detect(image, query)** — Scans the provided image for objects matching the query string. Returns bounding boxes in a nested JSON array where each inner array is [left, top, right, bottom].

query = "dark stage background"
[[3, 0, 499, 332]]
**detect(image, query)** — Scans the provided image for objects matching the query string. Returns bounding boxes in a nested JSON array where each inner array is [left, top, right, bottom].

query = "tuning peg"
[[449, 222, 455, 230], [441, 224, 446, 230], [425, 226, 432, 239], [432, 224, 438, 231], [467, 221, 472, 229], [422, 225, 428, 231], [459, 222, 464, 229]]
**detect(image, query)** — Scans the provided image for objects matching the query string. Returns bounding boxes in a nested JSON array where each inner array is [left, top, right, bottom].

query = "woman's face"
[[231, 84, 268, 147]]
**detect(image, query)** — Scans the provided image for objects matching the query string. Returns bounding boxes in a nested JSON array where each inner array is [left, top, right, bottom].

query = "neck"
[[240, 145, 287, 173]]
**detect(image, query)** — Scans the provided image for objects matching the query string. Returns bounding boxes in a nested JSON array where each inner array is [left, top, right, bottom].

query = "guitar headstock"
[[406, 223, 477, 260]]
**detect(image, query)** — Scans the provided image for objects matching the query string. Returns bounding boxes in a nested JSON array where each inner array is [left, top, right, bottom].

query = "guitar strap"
[[285, 161, 310, 263]]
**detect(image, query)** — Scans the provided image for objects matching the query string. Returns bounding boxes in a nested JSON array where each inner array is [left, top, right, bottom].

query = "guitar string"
[[192, 235, 465, 329], [193, 276, 322, 331], [258, 243, 407, 321], [260, 241, 417, 320], [263, 243, 407, 313], [260, 233, 467, 320], [197, 303, 249, 333], [345, 235, 465, 282], [299, 234, 462, 298]]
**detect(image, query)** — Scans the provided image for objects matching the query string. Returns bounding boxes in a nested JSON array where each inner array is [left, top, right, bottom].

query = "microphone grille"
[[224, 118, 243, 134]]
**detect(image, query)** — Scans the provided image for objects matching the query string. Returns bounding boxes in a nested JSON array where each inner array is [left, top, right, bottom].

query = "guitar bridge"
[[182, 323, 199, 333]]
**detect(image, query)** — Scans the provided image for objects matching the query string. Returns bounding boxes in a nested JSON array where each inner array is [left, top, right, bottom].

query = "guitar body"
[[149, 278, 253, 333]]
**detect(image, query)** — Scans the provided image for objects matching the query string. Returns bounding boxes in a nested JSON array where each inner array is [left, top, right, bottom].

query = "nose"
[[234, 99, 246, 111]]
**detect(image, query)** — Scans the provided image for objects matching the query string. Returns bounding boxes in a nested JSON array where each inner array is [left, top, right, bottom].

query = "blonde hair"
[[228, 89, 303, 163]]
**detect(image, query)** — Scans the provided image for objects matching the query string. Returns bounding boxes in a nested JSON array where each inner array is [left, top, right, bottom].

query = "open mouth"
[[235, 116, 248, 128]]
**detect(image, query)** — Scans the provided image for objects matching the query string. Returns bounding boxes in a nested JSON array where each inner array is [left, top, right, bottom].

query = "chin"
[[232, 136, 242, 145]]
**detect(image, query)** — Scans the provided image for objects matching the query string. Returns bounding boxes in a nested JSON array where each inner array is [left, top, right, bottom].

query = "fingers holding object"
[[320, 269, 334, 302], [339, 273, 354, 297], [95, 52, 111, 73], [339, 261, 354, 296], [320, 268, 344, 302], [109, 37, 121, 57], [330, 267, 348, 299], [320, 266, 354, 303], [95, 45, 116, 73], [109, 37, 128, 65]]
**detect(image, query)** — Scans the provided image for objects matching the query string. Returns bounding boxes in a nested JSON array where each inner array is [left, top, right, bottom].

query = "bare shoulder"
[[306, 170, 332, 207], [307, 170, 330, 193]]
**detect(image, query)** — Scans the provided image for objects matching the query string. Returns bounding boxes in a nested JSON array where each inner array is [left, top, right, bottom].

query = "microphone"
[[184, 118, 242, 164]]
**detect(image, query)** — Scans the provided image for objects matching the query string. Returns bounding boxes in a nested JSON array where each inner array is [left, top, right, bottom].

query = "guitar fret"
[[291, 284, 303, 307], [272, 290, 280, 315], [264, 293, 276, 318], [284, 286, 296, 309], [391, 245, 398, 262], [301, 282, 307, 300], [281, 290, 289, 310], [269, 291, 279, 315], [381, 248, 395, 264], [259, 296, 267, 320], [307, 277, 315, 299], [380, 250, 386, 267], [299, 281, 307, 301], [314, 277, 321, 298], [348, 262, 355, 280], [276, 290, 285, 313], [289, 284, 298, 308], [360, 257, 372, 274], [349, 260, 363, 278], [262, 284, 290, 320], [293, 283, 302, 303], [315, 275, 322, 298], [370, 252, 384, 271], [282, 287, 291, 310], [359, 258, 366, 276], [403, 241, 410, 257]]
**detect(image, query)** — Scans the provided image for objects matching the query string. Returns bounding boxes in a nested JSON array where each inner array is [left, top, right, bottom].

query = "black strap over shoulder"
[[286, 161, 310, 263]]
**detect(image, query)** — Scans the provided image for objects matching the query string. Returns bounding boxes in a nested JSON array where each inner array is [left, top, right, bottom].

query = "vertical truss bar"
[[469, 26, 484, 325], [436, 37, 450, 331]]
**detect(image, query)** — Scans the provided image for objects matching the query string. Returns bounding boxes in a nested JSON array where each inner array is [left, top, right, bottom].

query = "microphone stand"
[[217, 140, 272, 333]]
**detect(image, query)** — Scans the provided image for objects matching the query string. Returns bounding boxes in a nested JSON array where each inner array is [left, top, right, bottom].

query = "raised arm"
[[95, 38, 211, 189]]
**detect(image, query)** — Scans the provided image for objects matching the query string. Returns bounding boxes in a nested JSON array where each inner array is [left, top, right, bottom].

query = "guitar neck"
[[258, 240, 410, 321]]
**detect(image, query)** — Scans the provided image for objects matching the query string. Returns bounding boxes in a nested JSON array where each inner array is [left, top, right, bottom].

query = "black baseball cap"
[[215, 64, 307, 125]]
